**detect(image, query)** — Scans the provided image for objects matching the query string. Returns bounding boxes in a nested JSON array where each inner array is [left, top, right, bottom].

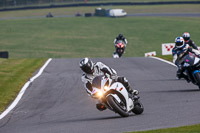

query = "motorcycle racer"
[[114, 33, 128, 45], [79, 57, 138, 111], [172, 37, 200, 82], [113, 34, 128, 58], [182, 32, 198, 50]]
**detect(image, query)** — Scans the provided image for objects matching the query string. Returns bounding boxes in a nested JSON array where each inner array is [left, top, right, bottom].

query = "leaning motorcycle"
[[113, 40, 126, 58], [181, 52, 200, 89], [91, 75, 144, 117]]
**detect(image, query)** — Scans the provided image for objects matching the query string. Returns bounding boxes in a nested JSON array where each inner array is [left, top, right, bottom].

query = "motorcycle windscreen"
[[92, 75, 104, 89], [184, 54, 195, 66]]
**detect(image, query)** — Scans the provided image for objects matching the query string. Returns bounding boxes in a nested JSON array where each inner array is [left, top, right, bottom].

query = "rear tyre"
[[107, 95, 129, 117], [132, 100, 144, 115], [194, 72, 200, 90]]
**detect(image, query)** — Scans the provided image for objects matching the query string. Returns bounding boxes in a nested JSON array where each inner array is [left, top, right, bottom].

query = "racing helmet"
[[80, 57, 94, 74], [175, 37, 185, 49], [118, 33, 123, 39], [182, 32, 190, 41]]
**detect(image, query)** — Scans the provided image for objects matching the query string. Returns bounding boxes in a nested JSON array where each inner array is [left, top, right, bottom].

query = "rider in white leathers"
[[80, 57, 138, 111]]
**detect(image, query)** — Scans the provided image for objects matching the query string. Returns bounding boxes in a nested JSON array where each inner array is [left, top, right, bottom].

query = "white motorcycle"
[[91, 75, 144, 117]]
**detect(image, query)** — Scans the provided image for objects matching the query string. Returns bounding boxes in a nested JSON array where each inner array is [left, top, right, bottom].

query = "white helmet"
[[175, 37, 185, 49]]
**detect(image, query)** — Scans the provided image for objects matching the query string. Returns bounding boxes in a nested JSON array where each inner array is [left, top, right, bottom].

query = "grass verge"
[[126, 123, 200, 133], [156, 55, 173, 62], [0, 58, 47, 113]]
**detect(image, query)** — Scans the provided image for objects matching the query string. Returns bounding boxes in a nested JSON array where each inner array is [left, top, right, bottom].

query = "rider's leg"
[[117, 77, 139, 96], [176, 69, 190, 82]]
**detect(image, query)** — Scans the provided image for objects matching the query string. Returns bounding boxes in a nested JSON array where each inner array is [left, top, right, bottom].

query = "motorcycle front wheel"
[[107, 95, 129, 117], [194, 72, 200, 90]]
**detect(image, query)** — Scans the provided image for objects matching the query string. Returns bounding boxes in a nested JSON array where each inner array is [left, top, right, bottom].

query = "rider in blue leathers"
[[172, 37, 200, 82]]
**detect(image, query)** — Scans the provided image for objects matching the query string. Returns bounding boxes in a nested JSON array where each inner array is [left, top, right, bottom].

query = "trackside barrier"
[[145, 51, 156, 57], [0, 51, 9, 58]]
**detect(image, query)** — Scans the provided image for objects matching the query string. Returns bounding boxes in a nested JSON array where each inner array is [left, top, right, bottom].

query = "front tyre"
[[107, 95, 129, 117], [132, 100, 144, 115], [194, 72, 200, 90]]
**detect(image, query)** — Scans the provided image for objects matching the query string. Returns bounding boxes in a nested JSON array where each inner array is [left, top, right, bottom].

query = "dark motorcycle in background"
[[113, 40, 126, 58], [181, 52, 200, 89]]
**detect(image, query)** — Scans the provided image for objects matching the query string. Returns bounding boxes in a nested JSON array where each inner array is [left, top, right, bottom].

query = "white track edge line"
[[149, 56, 177, 67], [0, 58, 52, 120]]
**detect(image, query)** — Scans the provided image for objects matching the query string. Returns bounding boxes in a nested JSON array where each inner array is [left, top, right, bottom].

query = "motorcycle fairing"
[[108, 82, 134, 111]]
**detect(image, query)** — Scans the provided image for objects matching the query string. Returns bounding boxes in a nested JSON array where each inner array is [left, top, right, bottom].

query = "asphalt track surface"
[[0, 57, 200, 133]]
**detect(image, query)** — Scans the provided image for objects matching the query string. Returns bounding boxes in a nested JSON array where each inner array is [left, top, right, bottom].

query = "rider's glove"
[[133, 90, 139, 95], [197, 54, 200, 58], [110, 74, 118, 81]]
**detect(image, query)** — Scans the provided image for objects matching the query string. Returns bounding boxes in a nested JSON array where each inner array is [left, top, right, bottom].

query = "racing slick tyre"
[[132, 100, 144, 115], [194, 72, 200, 90], [107, 95, 129, 117]]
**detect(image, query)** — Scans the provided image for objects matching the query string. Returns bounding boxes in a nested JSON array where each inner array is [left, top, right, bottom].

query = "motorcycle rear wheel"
[[132, 100, 144, 115], [107, 95, 129, 117]]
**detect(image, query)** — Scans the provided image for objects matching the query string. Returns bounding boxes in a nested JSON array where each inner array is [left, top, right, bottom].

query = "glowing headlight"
[[104, 86, 109, 91], [97, 91, 103, 97]]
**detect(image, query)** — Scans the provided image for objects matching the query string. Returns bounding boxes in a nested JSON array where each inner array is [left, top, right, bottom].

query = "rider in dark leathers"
[[113, 34, 128, 57], [182, 32, 198, 50], [172, 37, 200, 82], [80, 57, 138, 111], [114, 33, 128, 45]]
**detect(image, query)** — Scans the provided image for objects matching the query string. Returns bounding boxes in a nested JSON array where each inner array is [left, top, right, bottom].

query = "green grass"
[[0, 16, 200, 58], [0, 58, 46, 113], [156, 55, 172, 62], [127, 124, 200, 133], [0, 4, 199, 58]]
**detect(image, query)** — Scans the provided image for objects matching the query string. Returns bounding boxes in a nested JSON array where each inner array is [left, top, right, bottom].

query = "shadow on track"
[[138, 79, 177, 82], [150, 89, 199, 93], [41, 114, 136, 125]]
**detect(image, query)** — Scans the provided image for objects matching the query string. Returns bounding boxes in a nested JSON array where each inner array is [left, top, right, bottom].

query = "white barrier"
[[145, 51, 156, 57], [162, 43, 200, 55], [162, 43, 175, 55]]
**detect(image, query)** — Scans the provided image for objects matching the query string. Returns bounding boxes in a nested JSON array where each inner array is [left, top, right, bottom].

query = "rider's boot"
[[128, 89, 139, 101], [182, 74, 191, 83], [177, 68, 191, 83], [113, 51, 119, 58], [96, 103, 107, 111], [176, 70, 190, 83]]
